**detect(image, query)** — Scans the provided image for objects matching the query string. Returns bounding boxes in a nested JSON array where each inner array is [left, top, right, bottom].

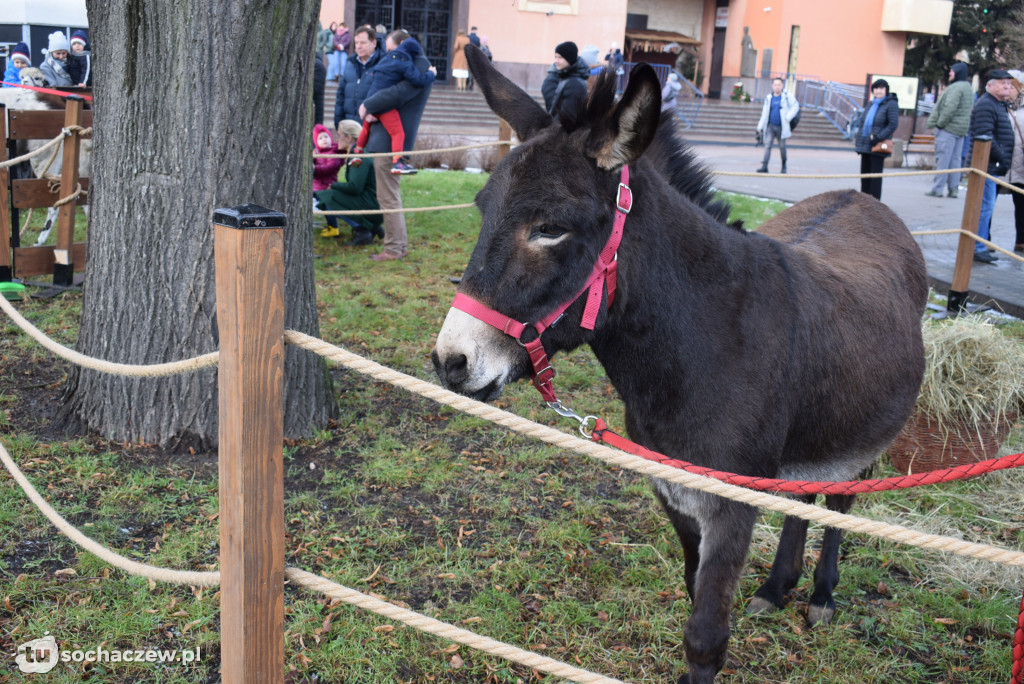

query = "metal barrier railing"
[[748, 75, 863, 138], [801, 80, 864, 138], [616, 61, 671, 93], [669, 70, 704, 130], [749, 71, 822, 100]]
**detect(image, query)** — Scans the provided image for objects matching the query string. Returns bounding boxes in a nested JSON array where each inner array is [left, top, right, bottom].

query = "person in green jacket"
[[315, 120, 384, 246], [925, 62, 974, 198], [315, 23, 334, 66]]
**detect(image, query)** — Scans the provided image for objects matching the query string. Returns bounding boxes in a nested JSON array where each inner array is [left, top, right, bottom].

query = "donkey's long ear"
[[586, 63, 662, 170], [467, 44, 552, 141]]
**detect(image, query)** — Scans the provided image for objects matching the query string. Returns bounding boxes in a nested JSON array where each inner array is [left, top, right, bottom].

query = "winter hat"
[[987, 68, 1012, 81], [951, 62, 968, 82], [48, 31, 70, 53], [579, 44, 599, 66], [10, 42, 30, 64], [313, 123, 334, 149], [1008, 69, 1024, 92], [70, 30, 88, 49], [555, 41, 578, 65]]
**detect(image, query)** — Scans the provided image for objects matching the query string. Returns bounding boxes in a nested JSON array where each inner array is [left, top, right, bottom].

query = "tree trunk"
[[61, 0, 336, 449]]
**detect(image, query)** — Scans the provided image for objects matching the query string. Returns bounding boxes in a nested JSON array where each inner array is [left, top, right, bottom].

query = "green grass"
[[716, 190, 791, 230], [1, 171, 1022, 682]]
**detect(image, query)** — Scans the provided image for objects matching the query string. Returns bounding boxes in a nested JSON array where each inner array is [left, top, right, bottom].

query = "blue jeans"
[[761, 123, 786, 166], [327, 51, 344, 80], [975, 178, 996, 253]]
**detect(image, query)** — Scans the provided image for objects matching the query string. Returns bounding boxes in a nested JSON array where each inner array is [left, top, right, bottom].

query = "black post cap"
[[947, 289, 969, 313], [213, 204, 287, 229]]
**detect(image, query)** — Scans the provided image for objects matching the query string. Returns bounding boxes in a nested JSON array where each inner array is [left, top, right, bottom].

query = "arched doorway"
[[354, 0, 453, 82]]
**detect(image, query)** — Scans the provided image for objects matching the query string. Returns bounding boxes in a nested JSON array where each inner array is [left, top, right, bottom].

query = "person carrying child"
[[354, 29, 437, 175], [2, 42, 31, 87], [313, 123, 344, 235], [39, 32, 74, 87]]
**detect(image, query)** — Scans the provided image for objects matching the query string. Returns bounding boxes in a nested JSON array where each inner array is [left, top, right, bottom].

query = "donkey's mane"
[[561, 68, 733, 226]]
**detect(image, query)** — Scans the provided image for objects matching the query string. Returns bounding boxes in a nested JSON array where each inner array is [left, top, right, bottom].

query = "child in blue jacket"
[[353, 30, 436, 174], [2, 43, 31, 87]]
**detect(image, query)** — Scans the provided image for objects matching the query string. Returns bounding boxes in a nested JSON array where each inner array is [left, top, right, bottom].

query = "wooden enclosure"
[[0, 97, 92, 285]]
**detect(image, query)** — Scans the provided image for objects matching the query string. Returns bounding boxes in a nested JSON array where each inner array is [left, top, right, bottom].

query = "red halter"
[[450, 165, 632, 403]]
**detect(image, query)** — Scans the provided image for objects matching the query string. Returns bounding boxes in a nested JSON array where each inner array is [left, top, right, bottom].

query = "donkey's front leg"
[[678, 499, 758, 684]]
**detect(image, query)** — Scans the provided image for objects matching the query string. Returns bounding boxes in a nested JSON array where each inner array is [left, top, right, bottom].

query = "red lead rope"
[[0, 81, 93, 101], [591, 419, 1024, 681], [1014, 588, 1024, 684], [590, 418, 1024, 494]]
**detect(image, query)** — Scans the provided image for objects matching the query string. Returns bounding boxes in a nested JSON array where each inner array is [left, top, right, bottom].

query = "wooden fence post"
[[0, 105, 11, 283], [947, 139, 991, 314], [53, 96, 84, 287], [498, 120, 512, 163], [213, 204, 286, 684]]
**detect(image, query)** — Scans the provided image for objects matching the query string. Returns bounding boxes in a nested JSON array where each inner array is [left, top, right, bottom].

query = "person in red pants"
[[352, 29, 436, 175]]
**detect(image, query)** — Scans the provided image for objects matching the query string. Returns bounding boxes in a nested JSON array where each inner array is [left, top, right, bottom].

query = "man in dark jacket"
[[541, 41, 590, 119], [969, 69, 1015, 263], [358, 30, 434, 261], [312, 54, 326, 126], [334, 25, 383, 128]]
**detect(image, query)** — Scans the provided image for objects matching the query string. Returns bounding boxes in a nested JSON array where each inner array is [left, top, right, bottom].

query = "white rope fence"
[[1, 294, 1020, 566], [0, 125, 93, 169], [0, 436, 620, 683], [1, 294, 1022, 681]]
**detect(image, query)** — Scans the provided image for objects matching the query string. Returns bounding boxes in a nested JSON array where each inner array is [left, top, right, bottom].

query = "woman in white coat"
[[755, 77, 800, 173]]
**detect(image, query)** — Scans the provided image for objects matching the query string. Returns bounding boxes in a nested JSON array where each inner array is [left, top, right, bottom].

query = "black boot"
[[348, 230, 374, 247], [756, 164, 768, 173], [372, 224, 384, 240], [781, 154, 788, 174]]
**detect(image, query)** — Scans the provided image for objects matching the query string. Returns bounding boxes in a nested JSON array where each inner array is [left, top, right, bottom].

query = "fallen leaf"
[[449, 654, 463, 669]]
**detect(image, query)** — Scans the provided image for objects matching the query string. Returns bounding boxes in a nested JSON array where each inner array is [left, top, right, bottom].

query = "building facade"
[[318, 0, 951, 96]]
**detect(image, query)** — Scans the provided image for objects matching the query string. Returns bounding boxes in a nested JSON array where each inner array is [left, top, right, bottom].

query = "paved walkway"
[[688, 139, 1023, 318]]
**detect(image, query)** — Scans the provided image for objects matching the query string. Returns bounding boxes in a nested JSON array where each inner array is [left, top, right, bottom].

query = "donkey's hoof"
[[675, 674, 690, 684], [746, 596, 778, 615], [806, 603, 836, 626]]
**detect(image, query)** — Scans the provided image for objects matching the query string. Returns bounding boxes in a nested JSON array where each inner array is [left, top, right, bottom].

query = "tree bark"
[[61, 0, 336, 449]]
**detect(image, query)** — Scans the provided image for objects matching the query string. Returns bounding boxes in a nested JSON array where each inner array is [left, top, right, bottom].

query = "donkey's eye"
[[532, 224, 566, 240]]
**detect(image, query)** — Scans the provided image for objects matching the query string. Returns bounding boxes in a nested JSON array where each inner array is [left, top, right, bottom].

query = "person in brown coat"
[[451, 30, 471, 91]]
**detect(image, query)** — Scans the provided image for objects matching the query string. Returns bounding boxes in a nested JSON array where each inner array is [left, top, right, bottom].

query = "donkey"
[[432, 46, 927, 684]]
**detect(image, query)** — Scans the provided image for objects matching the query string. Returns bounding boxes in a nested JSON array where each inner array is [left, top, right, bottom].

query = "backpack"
[[789, 95, 801, 131]]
